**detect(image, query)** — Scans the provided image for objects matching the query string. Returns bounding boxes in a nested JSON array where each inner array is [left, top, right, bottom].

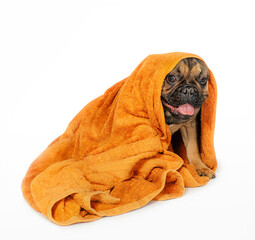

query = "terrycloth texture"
[[22, 52, 217, 225]]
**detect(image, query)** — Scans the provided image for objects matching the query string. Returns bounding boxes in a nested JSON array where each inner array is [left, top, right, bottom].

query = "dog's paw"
[[196, 167, 216, 179]]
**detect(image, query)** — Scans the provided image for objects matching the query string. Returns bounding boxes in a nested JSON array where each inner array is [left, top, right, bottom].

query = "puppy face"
[[161, 58, 209, 125]]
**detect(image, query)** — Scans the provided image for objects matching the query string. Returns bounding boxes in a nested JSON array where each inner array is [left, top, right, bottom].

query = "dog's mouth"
[[162, 100, 195, 116]]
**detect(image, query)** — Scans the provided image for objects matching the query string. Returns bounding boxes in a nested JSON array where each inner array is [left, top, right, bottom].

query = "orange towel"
[[22, 52, 217, 225]]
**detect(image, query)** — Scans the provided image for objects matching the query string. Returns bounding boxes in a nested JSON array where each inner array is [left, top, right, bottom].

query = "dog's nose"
[[182, 86, 194, 95]]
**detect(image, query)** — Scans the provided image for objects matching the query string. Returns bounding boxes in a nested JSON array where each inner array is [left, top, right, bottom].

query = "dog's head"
[[161, 58, 209, 125]]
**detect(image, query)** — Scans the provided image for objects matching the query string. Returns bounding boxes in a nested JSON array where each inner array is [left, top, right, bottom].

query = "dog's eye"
[[199, 78, 208, 85], [166, 75, 177, 84]]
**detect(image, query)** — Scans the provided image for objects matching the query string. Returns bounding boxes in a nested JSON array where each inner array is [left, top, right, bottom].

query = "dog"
[[161, 58, 215, 179]]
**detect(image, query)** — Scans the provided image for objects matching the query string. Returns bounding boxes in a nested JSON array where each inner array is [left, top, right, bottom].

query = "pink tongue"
[[177, 103, 195, 116]]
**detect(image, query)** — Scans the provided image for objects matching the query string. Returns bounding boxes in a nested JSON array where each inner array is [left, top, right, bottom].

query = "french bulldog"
[[161, 58, 215, 179]]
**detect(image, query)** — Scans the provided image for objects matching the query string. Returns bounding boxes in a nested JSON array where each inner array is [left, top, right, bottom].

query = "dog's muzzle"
[[166, 84, 204, 109]]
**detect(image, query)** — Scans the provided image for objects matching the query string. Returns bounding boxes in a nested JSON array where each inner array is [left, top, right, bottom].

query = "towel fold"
[[22, 52, 217, 225]]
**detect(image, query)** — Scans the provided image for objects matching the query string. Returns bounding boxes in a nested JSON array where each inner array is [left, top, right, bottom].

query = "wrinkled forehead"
[[170, 58, 209, 78]]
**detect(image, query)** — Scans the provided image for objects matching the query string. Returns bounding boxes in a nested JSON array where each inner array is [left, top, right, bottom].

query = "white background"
[[1, 0, 255, 239]]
